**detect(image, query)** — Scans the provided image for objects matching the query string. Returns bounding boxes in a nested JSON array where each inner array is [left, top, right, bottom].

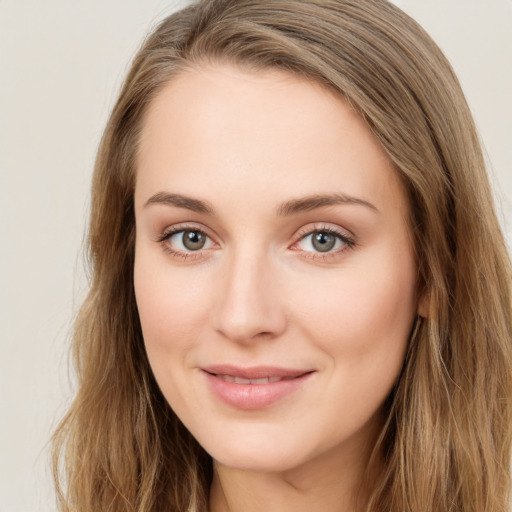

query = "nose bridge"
[[213, 244, 285, 342]]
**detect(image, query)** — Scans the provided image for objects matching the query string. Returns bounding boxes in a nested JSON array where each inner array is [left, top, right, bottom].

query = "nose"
[[212, 249, 287, 343]]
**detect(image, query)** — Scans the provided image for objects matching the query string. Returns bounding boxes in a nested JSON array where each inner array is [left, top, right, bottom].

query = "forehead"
[[135, 63, 408, 220]]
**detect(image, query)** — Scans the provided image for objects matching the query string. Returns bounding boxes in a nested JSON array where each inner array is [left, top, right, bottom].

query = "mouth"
[[208, 374, 297, 384], [201, 365, 315, 409]]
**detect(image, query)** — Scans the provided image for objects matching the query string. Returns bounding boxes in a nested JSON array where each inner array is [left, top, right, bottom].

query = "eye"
[[302, 231, 339, 252], [169, 229, 212, 251], [158, 227, 215, 256], [294, 227, 355, 255]]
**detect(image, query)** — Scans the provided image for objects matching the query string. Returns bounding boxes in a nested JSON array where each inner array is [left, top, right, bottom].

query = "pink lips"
[[202, 364, 314, 410]]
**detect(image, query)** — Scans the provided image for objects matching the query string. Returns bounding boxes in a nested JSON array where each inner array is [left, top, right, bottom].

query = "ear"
[[417, 289, 429, 318]]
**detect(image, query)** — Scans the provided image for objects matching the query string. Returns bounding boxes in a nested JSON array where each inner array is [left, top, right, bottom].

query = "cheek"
[[294, 246, 417, 377], [133, 248, 211, 360], [133, 250, 215, 416], [294, 253, 417, 435]]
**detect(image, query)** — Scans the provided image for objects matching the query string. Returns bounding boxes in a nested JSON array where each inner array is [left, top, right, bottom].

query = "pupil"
[[183, 230, 205, 250], [312, 232, 335, 252]]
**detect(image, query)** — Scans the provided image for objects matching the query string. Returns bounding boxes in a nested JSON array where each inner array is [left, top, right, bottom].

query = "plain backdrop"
[[0, 1, 511, 511]]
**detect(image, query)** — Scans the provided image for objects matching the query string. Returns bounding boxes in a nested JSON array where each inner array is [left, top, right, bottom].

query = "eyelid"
[[289, 223, 356, 260], [156, 222, 217, 243], [293, 223, 355, 241], [294, 222, 355, 244], [155, 222, 219, 261]]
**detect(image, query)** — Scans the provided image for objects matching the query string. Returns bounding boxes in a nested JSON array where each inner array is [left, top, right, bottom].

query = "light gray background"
[[0, 1, 511, 511]]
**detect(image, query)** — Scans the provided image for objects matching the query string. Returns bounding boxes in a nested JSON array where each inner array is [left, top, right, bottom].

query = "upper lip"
[[201, 364, 313, 379]]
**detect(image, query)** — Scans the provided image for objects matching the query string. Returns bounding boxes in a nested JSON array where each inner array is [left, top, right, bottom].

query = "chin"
[[213, 448, 306, 473], [195, 426, 315, 473]]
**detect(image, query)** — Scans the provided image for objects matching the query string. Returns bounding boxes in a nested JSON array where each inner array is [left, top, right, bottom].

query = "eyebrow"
[[144, 192, 214, 214], [276, 193, 378, 216], [144, 191, 378, 215]]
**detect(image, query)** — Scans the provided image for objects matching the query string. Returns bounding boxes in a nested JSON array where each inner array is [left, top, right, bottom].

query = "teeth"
[[217, 374, 284, 384], [251, 378, 270, 384]]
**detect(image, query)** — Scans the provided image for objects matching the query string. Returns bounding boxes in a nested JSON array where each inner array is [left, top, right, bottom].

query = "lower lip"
[[203, 371, 314, 410]]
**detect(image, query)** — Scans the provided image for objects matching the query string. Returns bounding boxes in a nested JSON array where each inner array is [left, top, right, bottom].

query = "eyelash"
[[156, 223, 356, 262], [156, 223, 212, 261], [292, 224, 356, 262]]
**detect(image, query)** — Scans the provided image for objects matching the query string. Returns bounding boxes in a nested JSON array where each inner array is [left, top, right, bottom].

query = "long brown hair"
[[52, 1, 512, 510]]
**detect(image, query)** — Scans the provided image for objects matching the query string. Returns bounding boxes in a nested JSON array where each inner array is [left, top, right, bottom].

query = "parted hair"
[[52, 1, 512, 510]]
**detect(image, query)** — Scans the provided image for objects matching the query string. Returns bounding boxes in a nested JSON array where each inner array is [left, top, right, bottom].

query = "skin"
[[134, 64, 421, 512]]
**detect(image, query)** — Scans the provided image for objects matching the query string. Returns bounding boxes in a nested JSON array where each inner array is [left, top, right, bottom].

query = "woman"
[[52, 1, 512, 511]]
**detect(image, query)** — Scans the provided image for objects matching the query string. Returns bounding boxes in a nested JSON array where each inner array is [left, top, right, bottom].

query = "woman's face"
[[134, 64, 420, 473]]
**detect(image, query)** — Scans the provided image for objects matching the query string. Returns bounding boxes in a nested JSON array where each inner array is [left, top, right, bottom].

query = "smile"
[[214, 374, 291, 384], [201, 365, 315, 409]]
